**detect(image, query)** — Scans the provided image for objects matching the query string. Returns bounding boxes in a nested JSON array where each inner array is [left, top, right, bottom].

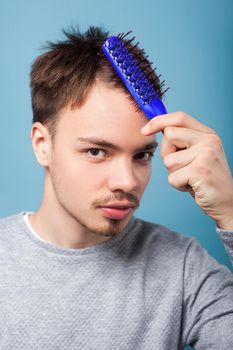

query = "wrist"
[[215, 217, 233, 231]]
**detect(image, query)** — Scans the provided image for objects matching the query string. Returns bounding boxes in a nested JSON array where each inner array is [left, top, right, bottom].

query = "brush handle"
[[144, 97, 167, 120]]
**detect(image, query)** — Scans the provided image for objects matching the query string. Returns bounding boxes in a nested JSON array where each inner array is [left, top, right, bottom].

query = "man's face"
[[47, 83, 157, 237]]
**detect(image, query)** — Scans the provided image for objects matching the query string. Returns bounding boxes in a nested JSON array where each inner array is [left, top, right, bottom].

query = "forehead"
[[56, 83, 156, 147]]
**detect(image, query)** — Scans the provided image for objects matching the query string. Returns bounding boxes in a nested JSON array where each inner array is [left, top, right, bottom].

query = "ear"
[[31, 122, 52, 166]]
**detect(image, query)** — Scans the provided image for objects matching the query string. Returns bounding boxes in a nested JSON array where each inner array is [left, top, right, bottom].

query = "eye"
[[86, 148, 107, 159], [135, 151, 154, 162]]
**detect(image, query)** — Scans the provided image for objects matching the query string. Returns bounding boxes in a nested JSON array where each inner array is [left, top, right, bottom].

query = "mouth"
[[98, 202, 136, 220]]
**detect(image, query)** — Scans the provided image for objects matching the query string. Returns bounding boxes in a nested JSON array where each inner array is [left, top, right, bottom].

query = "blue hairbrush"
[[101, 31, 168, 120]]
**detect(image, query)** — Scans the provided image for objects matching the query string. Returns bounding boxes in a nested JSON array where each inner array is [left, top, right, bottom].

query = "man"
[[0, 26, 232, 349]]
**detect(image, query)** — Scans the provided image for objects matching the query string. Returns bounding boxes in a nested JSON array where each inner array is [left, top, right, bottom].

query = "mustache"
[[92, 191, 139, 208]]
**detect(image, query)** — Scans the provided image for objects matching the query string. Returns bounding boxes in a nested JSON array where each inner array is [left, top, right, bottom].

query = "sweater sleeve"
[[216, 228, 233, 266], [181, 238, 233, 349]]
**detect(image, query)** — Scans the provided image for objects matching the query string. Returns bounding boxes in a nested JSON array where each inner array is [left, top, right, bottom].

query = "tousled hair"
[[30, 25, 163, 137]]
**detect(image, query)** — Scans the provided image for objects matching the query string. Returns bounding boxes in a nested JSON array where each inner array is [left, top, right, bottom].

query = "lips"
[[98, 202, 136, 220], [101, 203, 135, 209]]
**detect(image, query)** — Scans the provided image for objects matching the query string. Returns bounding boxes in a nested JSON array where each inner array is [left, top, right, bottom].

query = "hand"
[[141, 111, 233, 230]]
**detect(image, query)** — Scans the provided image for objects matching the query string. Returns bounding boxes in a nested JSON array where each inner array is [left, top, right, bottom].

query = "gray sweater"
[[0, 212, 233, 349]]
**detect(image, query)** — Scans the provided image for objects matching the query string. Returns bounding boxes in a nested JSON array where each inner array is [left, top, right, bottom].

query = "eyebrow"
[[76, 137, 158, 152]]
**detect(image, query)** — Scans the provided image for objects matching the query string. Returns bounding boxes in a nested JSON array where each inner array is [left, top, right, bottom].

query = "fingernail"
[[141, 123, 151, 134]]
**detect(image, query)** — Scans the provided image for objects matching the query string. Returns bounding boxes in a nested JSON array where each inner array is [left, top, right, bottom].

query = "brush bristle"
[[102, 32, 168, 119]]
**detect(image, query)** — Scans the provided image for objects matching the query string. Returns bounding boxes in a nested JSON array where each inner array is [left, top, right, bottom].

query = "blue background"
[[0, 1, 232, 348]]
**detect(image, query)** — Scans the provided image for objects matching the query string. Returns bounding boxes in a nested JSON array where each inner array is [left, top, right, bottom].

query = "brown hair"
[[30, 25, 164, 137]]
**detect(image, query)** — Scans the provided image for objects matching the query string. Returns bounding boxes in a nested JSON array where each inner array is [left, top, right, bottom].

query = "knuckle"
[[207, 127, 217, 134], [176, 111, 186, 124], [163, 154, 172, 168], [206, 133, 223, 153], [168, 173, 180, 188], [199, 146, 217, 161], [164, 126, 174, 138], [203, 146, 218, 160], [210, 133, 222, 147], [194, 161, 212, 176], [168, 174, 175, 185]]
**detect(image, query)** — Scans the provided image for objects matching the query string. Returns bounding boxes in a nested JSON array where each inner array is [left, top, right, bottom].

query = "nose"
[[107, 158, 139, 194]]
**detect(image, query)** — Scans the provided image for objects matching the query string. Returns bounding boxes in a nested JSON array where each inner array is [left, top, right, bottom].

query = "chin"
[[85, 215, 130, 238]]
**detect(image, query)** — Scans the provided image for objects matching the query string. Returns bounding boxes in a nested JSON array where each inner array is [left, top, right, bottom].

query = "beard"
[[68, 213, 123, 237], [49, 166, 138, 238]]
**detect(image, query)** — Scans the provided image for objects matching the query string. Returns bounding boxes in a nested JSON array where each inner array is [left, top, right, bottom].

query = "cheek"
[[51, 151, 107, 193], [140, 167, 152, 190]]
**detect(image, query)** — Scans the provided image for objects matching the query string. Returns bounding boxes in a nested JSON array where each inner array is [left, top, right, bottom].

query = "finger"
[[167, 150, 226, 194], [166, 145, 230, 182], [141, 111, 216, 135], [167, 165, 193, 193], [160, 137, 177, 159], [160, 126, 209, 158], [163, 147, 199, 173]]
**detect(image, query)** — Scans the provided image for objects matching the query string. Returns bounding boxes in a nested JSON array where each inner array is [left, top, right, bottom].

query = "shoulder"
[[0, 212, 23, 227], [131, 217, 232, 276], [0, 213, 25, 239], [132, 216, 194, 249], [127, 216, 196, 263]]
